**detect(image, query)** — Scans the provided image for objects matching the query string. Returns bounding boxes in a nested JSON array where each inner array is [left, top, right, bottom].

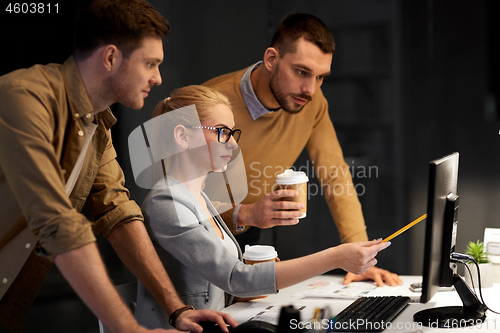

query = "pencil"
[[382, 213, 427, 243]]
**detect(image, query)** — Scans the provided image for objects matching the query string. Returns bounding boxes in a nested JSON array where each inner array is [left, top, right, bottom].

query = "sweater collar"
[[240, 61, 281, 121]]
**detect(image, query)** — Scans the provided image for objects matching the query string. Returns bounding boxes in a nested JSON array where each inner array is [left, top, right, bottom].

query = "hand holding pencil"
[[341, 214, 424, 287]]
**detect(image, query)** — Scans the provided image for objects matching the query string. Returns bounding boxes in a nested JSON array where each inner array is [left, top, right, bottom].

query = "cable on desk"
[[452, 255, 500, 315]]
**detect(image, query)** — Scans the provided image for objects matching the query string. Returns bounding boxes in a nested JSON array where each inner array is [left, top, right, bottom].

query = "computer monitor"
[[413, 152, 487, 328], [420, 152, 459, 302]]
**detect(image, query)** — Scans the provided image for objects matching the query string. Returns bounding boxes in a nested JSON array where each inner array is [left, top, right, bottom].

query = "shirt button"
[[78, 130, 84, 136], [74, 113, 80, 118], [2, 278, 7, 284], [85, 113, 92, 118]]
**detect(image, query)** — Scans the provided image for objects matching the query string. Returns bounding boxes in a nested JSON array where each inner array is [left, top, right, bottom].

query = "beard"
[[269, 63, 312, 114], [103, 60, 146, 110]]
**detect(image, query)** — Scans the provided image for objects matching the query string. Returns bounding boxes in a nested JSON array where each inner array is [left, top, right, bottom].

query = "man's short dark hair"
[[271, 13, 335, 57], [73, 0, 171, 61]]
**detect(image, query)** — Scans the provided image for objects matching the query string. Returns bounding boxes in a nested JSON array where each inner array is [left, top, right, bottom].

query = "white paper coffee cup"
[[243, 245, 278, 265], [274, 169, 309, 218]]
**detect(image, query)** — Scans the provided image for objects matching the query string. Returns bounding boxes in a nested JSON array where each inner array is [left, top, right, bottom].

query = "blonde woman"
[[134, 85, 390, 329]]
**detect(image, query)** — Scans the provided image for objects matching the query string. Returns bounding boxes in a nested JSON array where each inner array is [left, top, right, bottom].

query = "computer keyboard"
[[330, 296, 411, 332]]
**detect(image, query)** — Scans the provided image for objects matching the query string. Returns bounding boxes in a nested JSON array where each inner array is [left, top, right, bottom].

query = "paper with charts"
[[293, 281, 378, 299], [232, 302, 311, 325]]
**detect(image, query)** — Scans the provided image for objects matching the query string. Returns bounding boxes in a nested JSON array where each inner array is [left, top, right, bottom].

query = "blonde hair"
[[153, 85, 231, 120], [150, 85, 231, 179]]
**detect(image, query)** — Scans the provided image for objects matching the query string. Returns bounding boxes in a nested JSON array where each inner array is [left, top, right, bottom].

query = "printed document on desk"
[[229, 302, 315, 325], [293, 280, 378, 299]]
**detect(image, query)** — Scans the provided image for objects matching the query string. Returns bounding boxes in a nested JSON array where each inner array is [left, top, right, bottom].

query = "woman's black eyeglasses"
[[187, 126, 241, 143]]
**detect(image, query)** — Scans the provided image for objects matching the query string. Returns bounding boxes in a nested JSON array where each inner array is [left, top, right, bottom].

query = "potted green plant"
[[464, 240, 493, 288]]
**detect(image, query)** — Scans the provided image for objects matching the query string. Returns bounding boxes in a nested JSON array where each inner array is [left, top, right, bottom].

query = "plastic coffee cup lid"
[[243, 245, 278, 261], [275, 169, 309, 185]]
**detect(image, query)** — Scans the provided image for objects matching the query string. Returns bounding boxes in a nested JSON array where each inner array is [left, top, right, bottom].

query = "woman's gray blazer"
[[134, 177, 277, 329]]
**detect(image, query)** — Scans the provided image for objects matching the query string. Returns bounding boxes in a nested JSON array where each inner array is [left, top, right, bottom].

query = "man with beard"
[[204, 13, 401, 287], [0, 1, 236, 332]]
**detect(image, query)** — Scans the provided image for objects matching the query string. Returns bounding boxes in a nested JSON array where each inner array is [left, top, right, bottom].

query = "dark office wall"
[[402, 0, 500, 274]]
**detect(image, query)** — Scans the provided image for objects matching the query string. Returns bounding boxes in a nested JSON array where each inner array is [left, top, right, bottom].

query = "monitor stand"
[[413, 274, 487, 328]]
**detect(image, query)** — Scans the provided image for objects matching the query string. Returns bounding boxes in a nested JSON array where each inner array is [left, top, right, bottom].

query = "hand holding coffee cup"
[[273, 169, 309, 219]]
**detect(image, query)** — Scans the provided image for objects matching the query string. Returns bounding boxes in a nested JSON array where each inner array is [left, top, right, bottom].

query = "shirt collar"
[[240, 61, 281, 121], [61, 56, 116, 129]]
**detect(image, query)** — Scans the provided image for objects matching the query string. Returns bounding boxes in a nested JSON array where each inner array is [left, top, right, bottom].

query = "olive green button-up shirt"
[[0, 56, 143, 299]]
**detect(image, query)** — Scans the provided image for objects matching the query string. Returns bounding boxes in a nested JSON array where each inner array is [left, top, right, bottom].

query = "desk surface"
[[222, 275, 500, 332]]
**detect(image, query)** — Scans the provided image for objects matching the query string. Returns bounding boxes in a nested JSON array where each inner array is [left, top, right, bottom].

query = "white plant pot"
[[464, 262, 493, 289]]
